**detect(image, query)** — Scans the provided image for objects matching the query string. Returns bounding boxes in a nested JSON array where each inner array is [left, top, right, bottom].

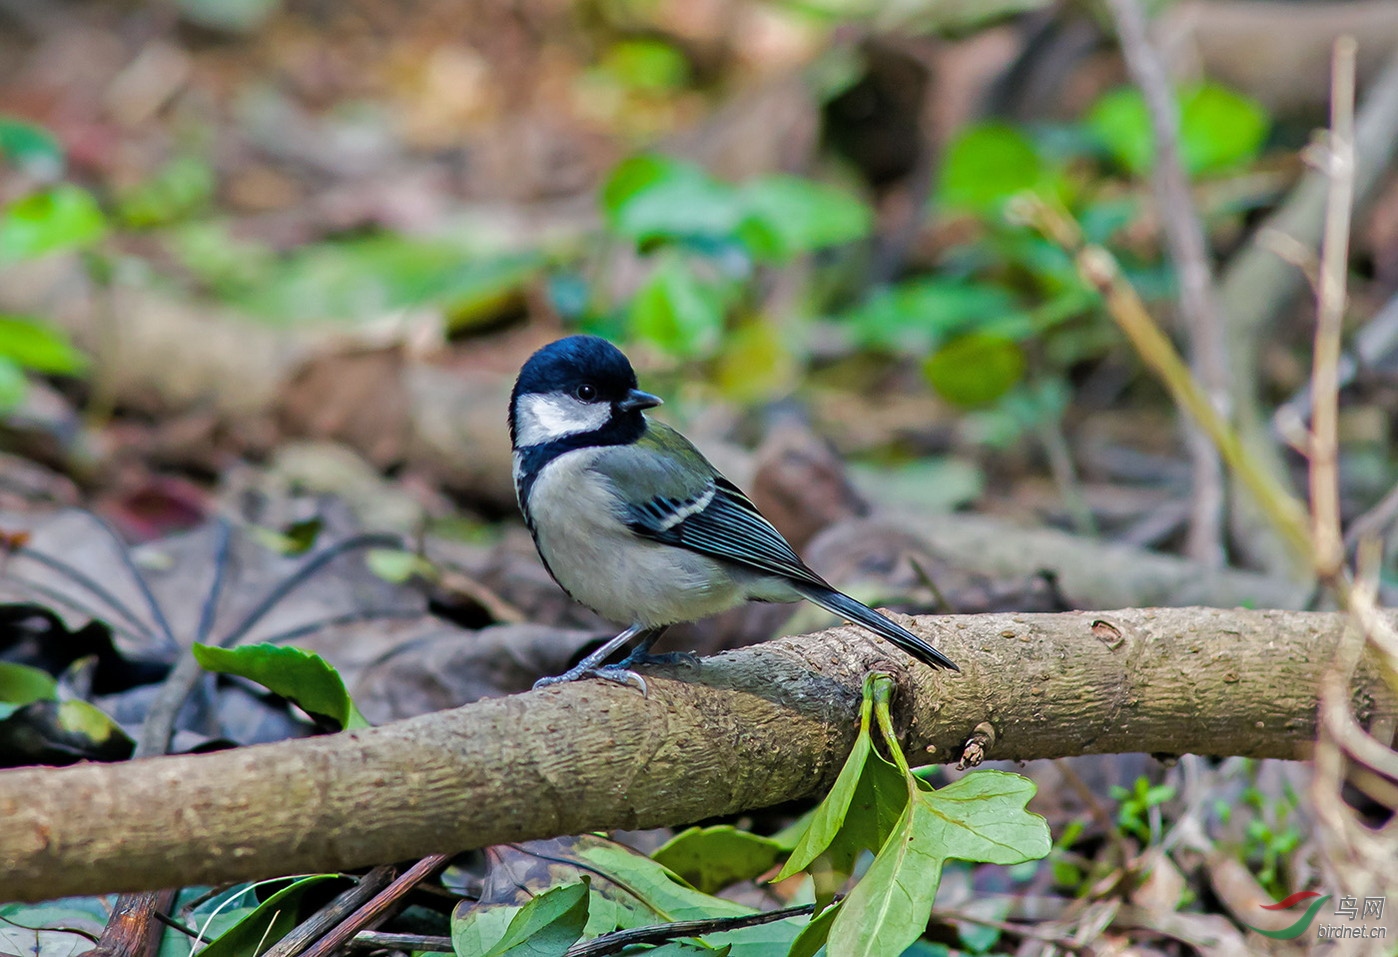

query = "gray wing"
[[588, 423, 829, 586], [626, 474, 829, 588]]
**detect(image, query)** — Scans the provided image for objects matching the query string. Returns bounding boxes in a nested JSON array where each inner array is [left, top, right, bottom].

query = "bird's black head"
[[509, 335, 662, 450]]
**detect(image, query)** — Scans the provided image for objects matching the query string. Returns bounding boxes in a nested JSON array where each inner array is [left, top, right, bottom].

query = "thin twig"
[[261, 865, 398, 957], [1275, 290, 1398, 429], [92, 514, 179, 651], [930, 907, 1091, 953], [136, 532, 400, 757], [1106, 0, 1230, 567], [563, 902, 815, 957], [13, 549, 155, 642], [298, 856, 449, 957], [196, 518, 233, 645], [347, 931, 453, 952], [1014, 197, 1313, 563], [1037, 416, 1097, 537], [1344, 481, 1398, 553], [1297, 41, 1398, 957], [3, 573, 152, 647], [1219, 48, 1398, 578], [218, 534, 402, 648], [1310, 37, 1358, 581]]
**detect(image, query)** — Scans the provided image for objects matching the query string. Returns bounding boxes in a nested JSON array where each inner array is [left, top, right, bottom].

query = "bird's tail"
[[795, 583, 959, 671]]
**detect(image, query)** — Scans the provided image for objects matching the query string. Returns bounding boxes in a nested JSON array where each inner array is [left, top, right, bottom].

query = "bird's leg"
[[614, 626, 699, 670], [533, 623, 653, 692]]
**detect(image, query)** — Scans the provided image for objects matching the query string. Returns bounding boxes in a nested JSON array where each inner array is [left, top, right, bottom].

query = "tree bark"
[[0, 606, 1391, 902]]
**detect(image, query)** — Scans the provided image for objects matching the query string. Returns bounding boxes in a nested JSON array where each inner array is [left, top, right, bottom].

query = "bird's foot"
[[533, 664, 650, 695], [615, 649, 700, 670]]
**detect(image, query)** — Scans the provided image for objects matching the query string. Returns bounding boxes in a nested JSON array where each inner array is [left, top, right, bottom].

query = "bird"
[[509, 334, 958, 689]]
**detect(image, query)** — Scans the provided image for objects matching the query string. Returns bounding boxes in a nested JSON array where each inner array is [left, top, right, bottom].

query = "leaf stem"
[[867, 674, 912, 778]]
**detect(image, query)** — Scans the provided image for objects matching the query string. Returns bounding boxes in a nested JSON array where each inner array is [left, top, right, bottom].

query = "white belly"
[[524, 449, 771, 626]]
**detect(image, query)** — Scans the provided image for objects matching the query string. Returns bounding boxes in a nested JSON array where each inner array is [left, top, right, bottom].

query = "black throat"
[[512, 409, 647, 527]]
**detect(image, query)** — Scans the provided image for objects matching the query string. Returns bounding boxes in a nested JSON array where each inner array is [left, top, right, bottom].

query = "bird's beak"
[[617, 389, 663, 412]]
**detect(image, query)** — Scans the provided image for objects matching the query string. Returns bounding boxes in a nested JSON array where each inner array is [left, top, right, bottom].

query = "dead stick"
[[300, 856, 448, 957]]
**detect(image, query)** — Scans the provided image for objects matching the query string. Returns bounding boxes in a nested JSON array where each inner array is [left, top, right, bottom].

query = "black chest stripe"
[[514, 414, 646, 528]]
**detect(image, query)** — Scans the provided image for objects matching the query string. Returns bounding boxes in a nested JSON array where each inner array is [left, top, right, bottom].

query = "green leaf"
[[1087, 83, 1269, 177], [0, 184, 106, 263], [628, 255, 727, 357], [192, 643, 370, 730], [0, 118, 64, 178], [737, 175, 871, 261], [1086, 87, 1154, 176], [366, 548, 433, 584], [937, 123, 1048, 214], [0, 315, 87, 374], [848, 458, 984, 513], [827, 771, 1050, 957], [923, 333, 1026, 407], [823, 749, 908, 877], [454, 901, 526, 957], [457, 837, 802, 957], [0, 698, 131, 763], [602, 155, 744, 245], [1179, 83, 1270, 174], [777, 736, 906, 887], [601, 38, 690, 93], [156, 886, 242, 957], [787, 901, 838, 957], [275, 517, 324, 556], [55, 699, 125, 744], [777, 732, 871, 881], [180, 230, 544, 327], [196, 875, 343, 957], [0, 662, 57, 708], [572, 841, 754, 923], [714, 321, 798, 404], [839, 278, 1024, 355], [0, 896, 111, 956], [481, 880, 590, 957], [117, 155, 215, 228], [176, 0, 280, 32], [652, 826, 786, 894], [0, 355, 26, 411]]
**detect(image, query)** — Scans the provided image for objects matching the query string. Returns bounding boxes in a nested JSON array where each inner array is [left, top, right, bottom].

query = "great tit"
[[510, 335, 958, 689]]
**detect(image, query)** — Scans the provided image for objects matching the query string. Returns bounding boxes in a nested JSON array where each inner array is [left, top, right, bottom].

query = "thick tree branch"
[[1, 607, 1393, 902]]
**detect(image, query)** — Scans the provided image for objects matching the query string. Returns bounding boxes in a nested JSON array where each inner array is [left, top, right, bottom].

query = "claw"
[[533, 664, 649, 696]]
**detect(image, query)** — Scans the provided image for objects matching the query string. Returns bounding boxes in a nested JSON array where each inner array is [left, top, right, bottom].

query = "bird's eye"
[[574, 383, 597, 401]]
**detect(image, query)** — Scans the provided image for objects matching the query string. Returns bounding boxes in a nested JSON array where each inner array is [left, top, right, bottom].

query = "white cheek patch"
[[513, 392, 612, 447]]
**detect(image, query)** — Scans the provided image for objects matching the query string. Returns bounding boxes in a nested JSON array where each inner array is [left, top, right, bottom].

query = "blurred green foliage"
[[0, 117, 94, 411], [812, 77, 1272, 445], [1087, 82, 1272, 177], [596, 153, 873, 390], [0, 184, 107, 263], [0, 117, 63, 179], [173, 227, 546, 330], [1111, 776, 1177, 845], [116, 155, 217, 229], [0, 70, 1276, 450]]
